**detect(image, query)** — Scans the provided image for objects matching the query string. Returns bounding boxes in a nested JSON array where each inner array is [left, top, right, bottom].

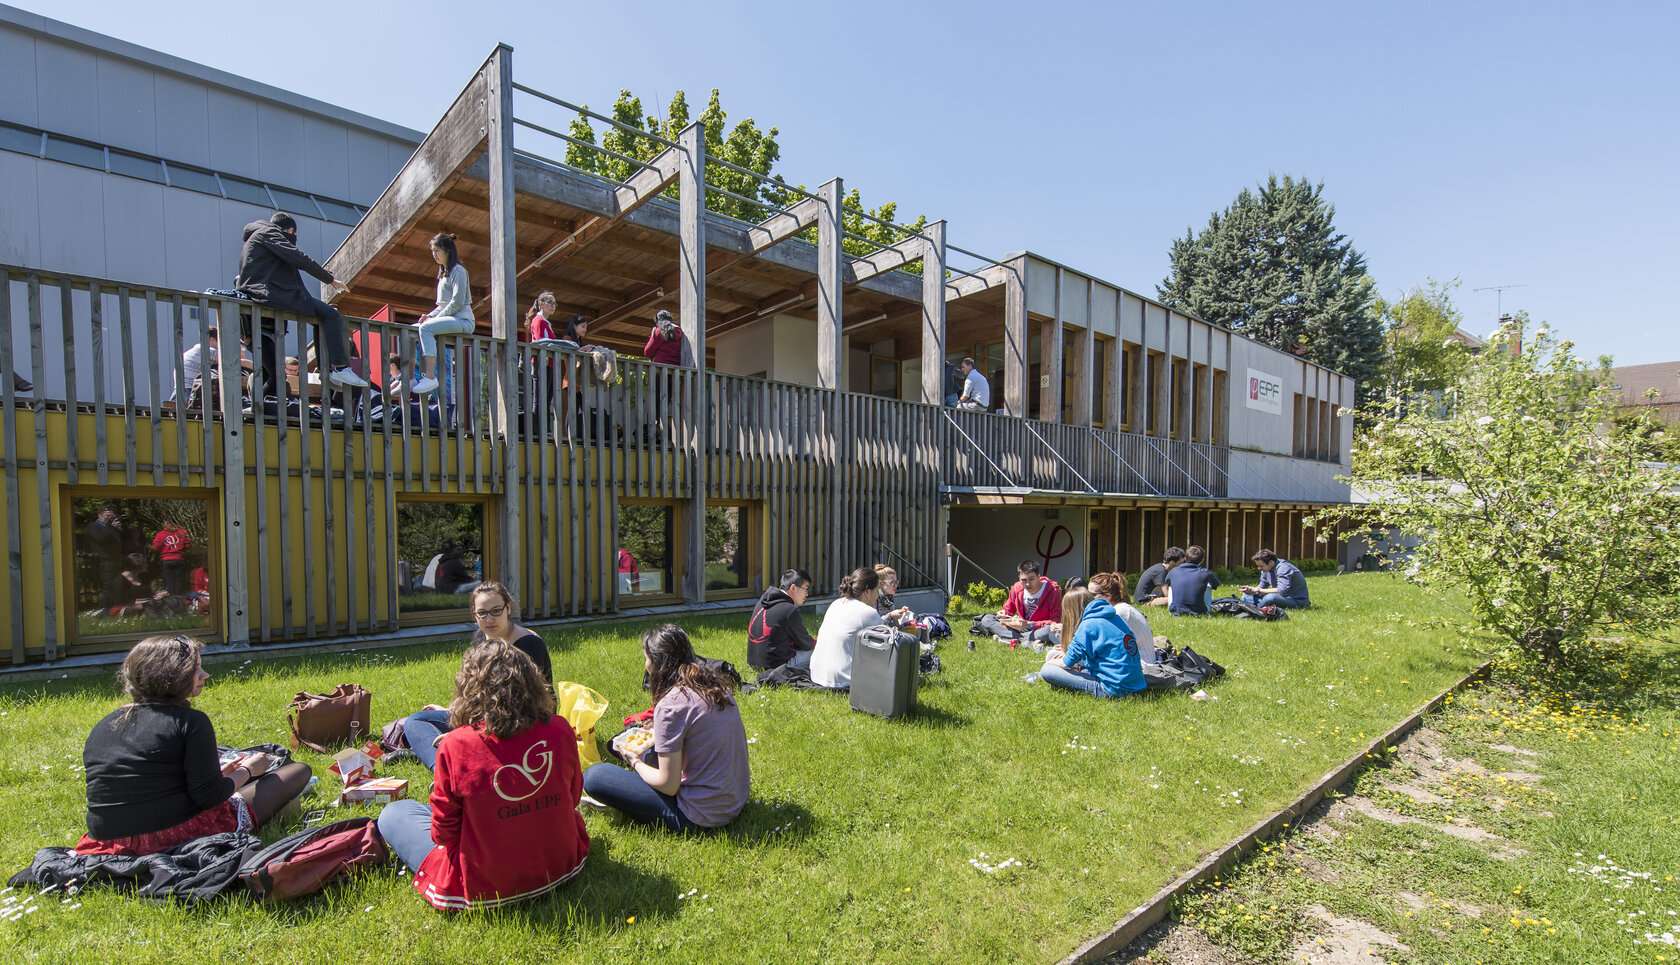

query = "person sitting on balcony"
[[173, 325, 252, 412], [234, 212, 367, 389], [408, 233, 473, 397], [954, 357, 990, 411], [1133, 546, 1185, 608], [978, 560, 1062, 646], [1165, 545, 1222, 616], [747, 569, 818, 671], [643, 309, 683, 366], [1240, 549, 1311, 609]]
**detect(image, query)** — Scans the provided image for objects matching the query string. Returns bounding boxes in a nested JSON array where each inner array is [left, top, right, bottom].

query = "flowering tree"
[[1316, 318, 1680, 664]]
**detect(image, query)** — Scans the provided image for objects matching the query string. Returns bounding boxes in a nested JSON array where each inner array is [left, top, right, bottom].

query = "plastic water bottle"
[[304, 775, 320, 797], [1022, 672, 1040, 684], [967, 639, 976, 652]]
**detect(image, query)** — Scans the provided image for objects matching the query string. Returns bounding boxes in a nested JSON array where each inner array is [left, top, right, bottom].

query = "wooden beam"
[[324, 55, 492, 295], [920, 220, 947, 405], [488, 44, 521, 602], [848, 234, 927, 286], [679, 121, 707, 604], [816, 178, 843, 392], [1004, 256, 1028, 417], [746, 195, 823, 253]]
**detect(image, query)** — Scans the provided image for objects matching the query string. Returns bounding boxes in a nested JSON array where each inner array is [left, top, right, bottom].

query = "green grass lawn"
[[1164, 637, 1680, 965], [0, 574, 1485, 964]]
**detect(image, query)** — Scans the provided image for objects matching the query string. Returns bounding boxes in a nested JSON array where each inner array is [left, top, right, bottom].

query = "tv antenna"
[[1473, 283, 1527, 318]]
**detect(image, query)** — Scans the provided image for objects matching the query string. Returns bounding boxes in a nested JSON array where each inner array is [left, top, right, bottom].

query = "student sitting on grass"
[[402, 582, 553, 770], [581, 624, 750, 832], [1041, 586, 1147, 699], [747, 568, 818, 671], [1165, 545, 1221, 616], [377, 639, 588, 911], [1087, 571, 1159, 664], [1133, 546, 1185, 607], [1240, 549, 1310, 609], [811, 566, 889, 688], [977, 559, 1062, 646], [78, 635, 312, 856]]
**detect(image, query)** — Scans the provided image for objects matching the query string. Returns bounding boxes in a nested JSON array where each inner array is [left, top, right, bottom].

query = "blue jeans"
[[1244, 592, 1306, 609], [417, 315, 474, 361], [404, 709, 453, 770], [581, 762, 699, 833], [1040, 661, 1126, 699], [788, 648, 813, 671], [377, 799, 438, 872]]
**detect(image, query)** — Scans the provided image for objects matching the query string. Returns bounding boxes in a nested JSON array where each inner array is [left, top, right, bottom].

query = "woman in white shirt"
[[409, 233, 473, 396], [810, 567, 886, 688], [1088, 571, 1158, 662]]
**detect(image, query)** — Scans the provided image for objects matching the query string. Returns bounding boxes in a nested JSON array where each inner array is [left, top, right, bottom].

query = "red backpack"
[[238, 817, 389, 901]]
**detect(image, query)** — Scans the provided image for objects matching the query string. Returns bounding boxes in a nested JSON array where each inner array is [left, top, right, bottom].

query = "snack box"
[[611, 726, 655, 759], [341, 777, 408, 804], [330, 741, 385, 785]]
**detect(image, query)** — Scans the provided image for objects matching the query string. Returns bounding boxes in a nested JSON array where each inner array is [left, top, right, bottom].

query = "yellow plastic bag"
[[553, 681, 609, 770]]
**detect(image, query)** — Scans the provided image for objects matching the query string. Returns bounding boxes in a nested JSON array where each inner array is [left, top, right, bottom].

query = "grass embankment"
[[0, 574, 1482, 964], [1156, 637, 1680, 965]]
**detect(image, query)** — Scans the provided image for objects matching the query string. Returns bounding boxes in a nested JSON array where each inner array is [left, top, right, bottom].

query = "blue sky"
[[19, 0, 1679, 365]]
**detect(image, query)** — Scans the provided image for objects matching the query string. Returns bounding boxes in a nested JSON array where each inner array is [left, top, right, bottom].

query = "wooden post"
[[678, 121, 708, 603], [919, 220, 947, 405], [815, 177, 843, 391], [1003, 256, 1028, 417], [1070, 277, 1094, 427], [1039, 269, 1063, 422], [487, 45, 522, 603], [216, 298, 250, 647]]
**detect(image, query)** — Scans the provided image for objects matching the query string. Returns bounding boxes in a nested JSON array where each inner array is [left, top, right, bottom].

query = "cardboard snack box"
[[330, 741, 385, 785], [340, 777, 408, 804]]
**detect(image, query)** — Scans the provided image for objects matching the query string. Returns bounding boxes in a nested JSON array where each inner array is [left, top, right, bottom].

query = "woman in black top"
[[79, 635, 312, 855], [401, 582, 554, 769]]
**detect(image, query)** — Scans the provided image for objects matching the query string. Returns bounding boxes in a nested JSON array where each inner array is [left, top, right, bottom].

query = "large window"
[[396, 498, 489, 617], [68, 492, 215, 642], [705, 504, 758, 596], [619, 502, 678, 600]]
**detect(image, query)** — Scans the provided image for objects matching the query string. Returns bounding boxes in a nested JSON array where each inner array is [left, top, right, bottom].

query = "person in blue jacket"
[[1039, 587, 1146, 699], [1240, 549, 1310, 609]]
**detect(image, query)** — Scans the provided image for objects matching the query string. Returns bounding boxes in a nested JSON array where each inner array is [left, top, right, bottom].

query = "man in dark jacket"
[[747, 569, 817, 671], [235, 212, 367, 389], [85, 506, 126, 608]]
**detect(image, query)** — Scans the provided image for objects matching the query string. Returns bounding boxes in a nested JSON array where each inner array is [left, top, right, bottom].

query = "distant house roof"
[[1611, 361, 1680, 408]]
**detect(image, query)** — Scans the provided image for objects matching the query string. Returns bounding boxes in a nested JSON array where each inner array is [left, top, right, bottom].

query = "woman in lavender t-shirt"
[[582, 624, 751, 831]]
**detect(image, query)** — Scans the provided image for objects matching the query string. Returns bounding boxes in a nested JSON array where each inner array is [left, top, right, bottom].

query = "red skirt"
[[74, 798, 243, 857]]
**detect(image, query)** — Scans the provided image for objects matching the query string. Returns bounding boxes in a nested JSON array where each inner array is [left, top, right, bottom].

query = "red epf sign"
[[1246, 367, 1283, 415]]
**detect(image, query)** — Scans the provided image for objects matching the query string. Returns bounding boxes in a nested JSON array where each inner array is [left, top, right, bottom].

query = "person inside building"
[[1133, 546, 1185, 608], [234, 212, 368, 390], [954, 357, 990, 410], [581, 624, 750, 832], [1086, 571, 1158, 663], [1166, 544, 1222, 615], [810, 567, 887, 688], [747, 568, 818, 671], [978, 560, 1062, 646], [401, 582, 553, 771], [1241, 549, 1311, 609], [1040, 584, 1147, 699], [78, 635, 312, 856], [377, 638, 588, 910], [873, 564, 914, 625]]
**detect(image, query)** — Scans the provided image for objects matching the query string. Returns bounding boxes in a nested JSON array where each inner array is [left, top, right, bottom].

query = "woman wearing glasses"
[[401, 582, 553, 770]]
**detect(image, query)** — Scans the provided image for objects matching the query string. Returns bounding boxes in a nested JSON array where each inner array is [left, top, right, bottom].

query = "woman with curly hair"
[[377, 639, 589, 911], [581, 624, 750, 832], [77, 635, 312, 855]]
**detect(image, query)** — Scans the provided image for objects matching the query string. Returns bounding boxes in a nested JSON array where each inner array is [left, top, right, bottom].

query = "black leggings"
[[235, 762, 312, 828]]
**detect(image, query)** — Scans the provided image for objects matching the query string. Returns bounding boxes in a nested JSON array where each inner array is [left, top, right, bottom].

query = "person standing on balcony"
[[643, 309, 683, 365], [234, 212, 368, 389], [408, 234, 473, 397], [955, 357, 990, 410]]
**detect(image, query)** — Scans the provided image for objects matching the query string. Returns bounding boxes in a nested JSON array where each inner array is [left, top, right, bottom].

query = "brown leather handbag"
[[287, 684, 373, 753]]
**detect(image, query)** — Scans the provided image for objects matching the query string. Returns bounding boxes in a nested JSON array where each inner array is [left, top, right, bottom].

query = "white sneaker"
[[327, 367, 370, 389], [578, 793, 609, 811], [409, 375, 439, 395]]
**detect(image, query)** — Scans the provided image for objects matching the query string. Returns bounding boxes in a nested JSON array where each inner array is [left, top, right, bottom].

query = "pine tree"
[[1159, 176, 1381, 405]]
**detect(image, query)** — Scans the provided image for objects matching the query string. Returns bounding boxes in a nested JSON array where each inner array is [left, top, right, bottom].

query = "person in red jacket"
[[152, 522, 192, 596], [977, 559, 1063, 647], [642, 309, 684, 366], [377, 639, 588, 911]]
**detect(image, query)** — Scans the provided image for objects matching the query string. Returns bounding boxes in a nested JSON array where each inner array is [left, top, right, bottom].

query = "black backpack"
[[1142, 645, 1227, 690], [1208, 596, 1288, 620]]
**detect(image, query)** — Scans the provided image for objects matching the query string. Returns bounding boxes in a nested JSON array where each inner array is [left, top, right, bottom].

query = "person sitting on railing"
[[747, 569, 818, 671], [643, 309, 683, 366], [1239, 549, 1310, 609], [408, 233, 473, 398], [955, 357, 990, 411], [1165, 545, 1222, 616], [978, 560, 1062, 647], [234, 212, 368, 390], [1133, 546, 1185, 608]]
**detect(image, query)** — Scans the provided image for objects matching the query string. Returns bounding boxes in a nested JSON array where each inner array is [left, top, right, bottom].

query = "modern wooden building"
[[0, 22, 1352, 665]]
